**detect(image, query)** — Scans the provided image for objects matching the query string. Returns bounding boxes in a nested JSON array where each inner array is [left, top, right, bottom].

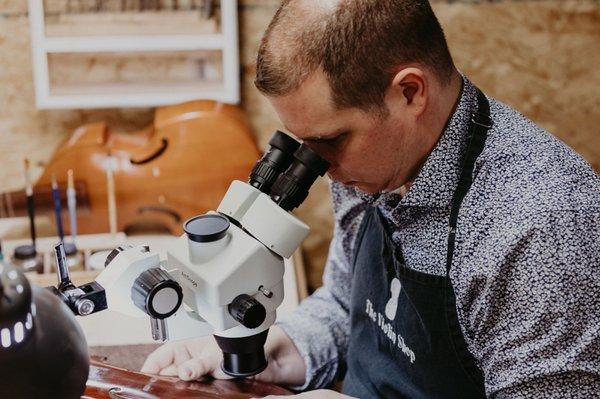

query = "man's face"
[[267, 71, 414, 194]]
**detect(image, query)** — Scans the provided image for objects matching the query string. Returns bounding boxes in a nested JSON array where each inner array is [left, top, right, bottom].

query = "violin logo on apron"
[[384, 278, 401, 320], [365, 278, 416, 364]]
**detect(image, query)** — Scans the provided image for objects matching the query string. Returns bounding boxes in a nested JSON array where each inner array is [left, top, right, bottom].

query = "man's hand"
[[141, 325, 307, 386], [257, 390, 356, 399]]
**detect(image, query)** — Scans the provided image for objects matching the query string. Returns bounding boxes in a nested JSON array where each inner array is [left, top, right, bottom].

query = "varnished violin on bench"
[[84, 357, 291, 398], [0, 100, 260, 235]]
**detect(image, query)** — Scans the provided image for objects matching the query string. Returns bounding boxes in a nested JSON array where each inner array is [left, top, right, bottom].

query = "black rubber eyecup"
[[269, 130, 301, 153], [294, 145, 330, 175]]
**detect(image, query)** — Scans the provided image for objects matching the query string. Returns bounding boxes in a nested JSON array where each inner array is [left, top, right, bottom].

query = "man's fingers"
[[177, 357, 214, 381], [158, 364, 178, 376], [172, 342, 193, 366], [141, 344, 176, 373]]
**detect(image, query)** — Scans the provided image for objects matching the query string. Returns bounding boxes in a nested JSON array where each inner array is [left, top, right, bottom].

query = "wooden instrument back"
[[22, 100, 259, 235]]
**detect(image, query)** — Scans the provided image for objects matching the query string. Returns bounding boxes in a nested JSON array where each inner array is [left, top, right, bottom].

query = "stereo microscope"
[[50, 130, 329, 378]]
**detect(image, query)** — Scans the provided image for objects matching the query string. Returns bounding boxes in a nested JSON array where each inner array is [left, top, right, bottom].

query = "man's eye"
[[310, 132, 348, 146]]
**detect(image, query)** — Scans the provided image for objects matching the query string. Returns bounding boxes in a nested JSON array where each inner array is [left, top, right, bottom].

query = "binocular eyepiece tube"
[[249, 131, 330, 211], [249, 130, 301, 193]]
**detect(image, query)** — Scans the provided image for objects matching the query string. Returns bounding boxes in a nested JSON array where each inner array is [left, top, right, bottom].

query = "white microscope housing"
[[95, 131, 330, 377]]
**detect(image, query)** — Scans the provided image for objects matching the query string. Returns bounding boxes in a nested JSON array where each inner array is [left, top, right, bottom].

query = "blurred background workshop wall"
[[1, 0, 598, 291]]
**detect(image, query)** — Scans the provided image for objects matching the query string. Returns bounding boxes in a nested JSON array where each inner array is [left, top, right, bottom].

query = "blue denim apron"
[[343, 89, 492, 398]]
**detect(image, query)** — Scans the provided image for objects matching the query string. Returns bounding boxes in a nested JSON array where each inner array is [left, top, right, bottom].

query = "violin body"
[[84, 357, 291, 398], [3, 101, 260, 235]]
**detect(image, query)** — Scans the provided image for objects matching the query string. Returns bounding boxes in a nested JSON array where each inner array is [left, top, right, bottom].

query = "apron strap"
[[446, 89, 493, 274]]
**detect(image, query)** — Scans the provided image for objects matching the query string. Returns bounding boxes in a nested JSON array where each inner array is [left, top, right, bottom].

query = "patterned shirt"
[[277, 77, 600, 398]]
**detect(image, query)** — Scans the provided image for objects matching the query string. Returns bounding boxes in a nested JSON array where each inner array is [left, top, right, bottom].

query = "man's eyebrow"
[[282, 125, 346, 141]]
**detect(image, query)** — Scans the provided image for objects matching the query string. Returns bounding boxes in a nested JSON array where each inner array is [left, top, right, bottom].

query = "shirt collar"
[[356, 75, 480, 211]]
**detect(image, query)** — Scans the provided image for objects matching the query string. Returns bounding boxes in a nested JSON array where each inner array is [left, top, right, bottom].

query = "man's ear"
[[387, 67, 427, 116]]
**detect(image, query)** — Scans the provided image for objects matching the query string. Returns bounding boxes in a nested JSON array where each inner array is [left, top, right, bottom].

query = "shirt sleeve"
[[493, 371, 599, 399], [276, 181, 367, 390], [454, 208, 600, 398]]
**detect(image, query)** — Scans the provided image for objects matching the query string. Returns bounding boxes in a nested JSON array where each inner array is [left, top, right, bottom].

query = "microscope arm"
[[95, 244, 218, 342], [49, 242, 215, 343]]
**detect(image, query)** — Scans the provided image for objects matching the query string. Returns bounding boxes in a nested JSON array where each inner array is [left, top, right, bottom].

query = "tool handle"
[[52, 185, 65, 241], [67, 188, 77, 240], [27, 194, 37, 246]]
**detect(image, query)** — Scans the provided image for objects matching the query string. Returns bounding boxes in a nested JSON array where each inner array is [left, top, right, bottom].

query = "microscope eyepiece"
[[249, 131, 301, 193], [269, 145, 330, 211], [184, 214, 230, 243]]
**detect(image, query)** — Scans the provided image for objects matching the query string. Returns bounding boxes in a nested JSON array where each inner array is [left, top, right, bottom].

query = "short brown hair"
[[255, 0, 455, 112]]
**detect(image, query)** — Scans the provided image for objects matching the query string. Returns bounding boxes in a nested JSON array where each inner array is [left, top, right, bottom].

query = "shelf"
[[44, 81, 234, 109], [43, 34, 226, 53], [43, 10, 218, 37], [28, 0, 240, 108], [51, 80, 222, 94]]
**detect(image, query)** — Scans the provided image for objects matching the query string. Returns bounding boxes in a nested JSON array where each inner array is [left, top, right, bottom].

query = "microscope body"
[[97, 179, 308, 323], [168, 179, 310, 337], [55, 131, 329, 378]]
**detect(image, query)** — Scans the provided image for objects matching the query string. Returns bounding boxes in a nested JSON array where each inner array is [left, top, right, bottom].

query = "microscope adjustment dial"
[[228, 294, 266, 329], [132, 268, 183, 319]]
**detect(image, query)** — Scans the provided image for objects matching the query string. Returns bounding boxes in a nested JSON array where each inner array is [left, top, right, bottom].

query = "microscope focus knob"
[[228, 294, 266, 329], [132, 268, 183, 320]]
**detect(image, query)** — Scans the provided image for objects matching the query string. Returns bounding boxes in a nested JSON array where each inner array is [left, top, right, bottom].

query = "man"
[[142, 0, 600, 397]]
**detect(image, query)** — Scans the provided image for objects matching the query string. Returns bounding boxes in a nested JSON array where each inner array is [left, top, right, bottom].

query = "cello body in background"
[[30, 100, 260, 235]]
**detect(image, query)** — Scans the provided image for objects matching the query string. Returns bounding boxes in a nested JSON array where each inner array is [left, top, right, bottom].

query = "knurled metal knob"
[[131, 268, 183, 320], [228, 294, 266, 329]]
